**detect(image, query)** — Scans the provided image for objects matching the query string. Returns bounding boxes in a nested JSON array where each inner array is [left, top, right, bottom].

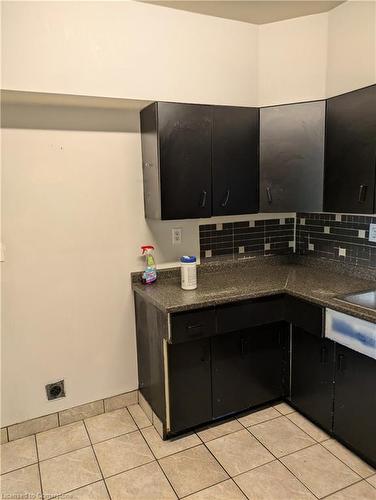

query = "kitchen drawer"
[[170, 308, 216, 343], [216, 295, 285, 334], [285, 296, 323, 337]]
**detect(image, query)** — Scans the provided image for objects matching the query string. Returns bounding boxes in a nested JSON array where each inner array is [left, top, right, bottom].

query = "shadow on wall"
[[1, 91, 142, 133]]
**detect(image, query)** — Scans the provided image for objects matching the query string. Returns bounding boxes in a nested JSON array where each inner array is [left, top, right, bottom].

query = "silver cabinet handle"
[[266, 186, 273, 204], [358, 184, 368, 203], [221, 188, 230, 208], [200, 190, 207, 208]]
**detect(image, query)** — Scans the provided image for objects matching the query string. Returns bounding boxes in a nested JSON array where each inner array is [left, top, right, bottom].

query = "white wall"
[[258, 13, 328, 107], [326, 0, 376, 97], [1, 1, 258, 106]]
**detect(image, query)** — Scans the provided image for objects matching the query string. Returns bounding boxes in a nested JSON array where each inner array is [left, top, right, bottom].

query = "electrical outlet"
[[46, 380, 65, 401], [369, 223, 376, 243], [172, 228, 182, 245]]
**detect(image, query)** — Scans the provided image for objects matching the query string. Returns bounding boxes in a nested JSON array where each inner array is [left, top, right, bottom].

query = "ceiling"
[[142, 0, 345, 25]]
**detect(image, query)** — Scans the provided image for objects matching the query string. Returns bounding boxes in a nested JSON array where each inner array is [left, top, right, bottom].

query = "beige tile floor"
[[1, 402, 375, 500]]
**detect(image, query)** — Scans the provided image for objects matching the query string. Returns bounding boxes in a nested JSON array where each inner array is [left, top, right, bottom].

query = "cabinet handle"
[[358, 184, 368, 203], [338, 353, 346, 372], [186, 324, 203, 330], [200, 190, 207, 208], [266, 186, 273, 204], [221, 189, 230, 208]]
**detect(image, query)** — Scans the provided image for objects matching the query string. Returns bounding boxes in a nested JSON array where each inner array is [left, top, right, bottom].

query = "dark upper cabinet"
[[212, 323, 288, 418], [140, 102, 259, 220], [141, 102, 212, 220], [334, 345, 376, 467], [212, 106, 259, 216], [324, 85, 376, 214], [260, 101, 325, 213], [168, 338, 212, 433], [290, 327, 334, 432]]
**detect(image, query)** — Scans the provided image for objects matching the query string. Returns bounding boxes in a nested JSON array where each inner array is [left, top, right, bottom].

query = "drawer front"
[[217, 296, 286, 335], [286, 296, 323, 337], [170, 308, 216, 343]]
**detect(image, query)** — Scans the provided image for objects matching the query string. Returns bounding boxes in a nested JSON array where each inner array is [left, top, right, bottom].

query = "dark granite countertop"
[[132, 257, 376, 323]]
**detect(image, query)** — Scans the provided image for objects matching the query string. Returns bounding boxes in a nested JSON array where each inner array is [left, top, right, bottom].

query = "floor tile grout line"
[[367, 477, 376, 490], [242, 425, 322, 498], [2, 400, 139, 444], [46, 479, 105, 500], [36, 443, 93, 465], [319, 477, 369, 499], [247, 412, 325, 449], [127, 406, 182, 498], [319, 441, 372, 480], [82, 419, 113, 500], [32, 434, 44, 500], [276, 457, 320, 500], [237, 413, 288, 430], [1, 460, 40, 477], [178, 478, 236, 499], [229, 476, 253, 500], [137, 424, 181, 498]]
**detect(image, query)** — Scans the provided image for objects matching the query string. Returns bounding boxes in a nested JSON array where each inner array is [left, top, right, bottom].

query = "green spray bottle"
[[141, 245, 157, 284]]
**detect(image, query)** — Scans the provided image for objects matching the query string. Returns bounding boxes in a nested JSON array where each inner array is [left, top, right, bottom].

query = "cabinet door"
[[290, 327, 334, 432], [158, 102, 212, 220], [260, 101, 325, 212], [324, 85, 376, 214], [334, 345, 376, 467], [168, 338, 212, 433], [212, 324, 288, 418], [212, 106, 259, 216]]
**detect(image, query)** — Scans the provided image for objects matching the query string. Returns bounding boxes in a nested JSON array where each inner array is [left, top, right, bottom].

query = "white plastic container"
[[180, 256, 197, 290]]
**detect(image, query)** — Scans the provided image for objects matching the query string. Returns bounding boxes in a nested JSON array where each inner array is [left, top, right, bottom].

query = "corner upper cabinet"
[[212, 106, 259, 216], [140, 102, 212, 220], [324, 85, 376, 214], [259, 101, 325, 213], [140, 102, 259, 220]]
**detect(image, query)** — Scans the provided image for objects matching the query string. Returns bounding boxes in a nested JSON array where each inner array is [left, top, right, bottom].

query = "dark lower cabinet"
[[290, 327, 334, 432], [334, 345, 376, 466], [168, 338, 212, 433], [212, 323, 288, 418]]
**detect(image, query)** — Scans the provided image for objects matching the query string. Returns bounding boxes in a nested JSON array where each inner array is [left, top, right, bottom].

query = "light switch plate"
[[369, 223, 376, 243]]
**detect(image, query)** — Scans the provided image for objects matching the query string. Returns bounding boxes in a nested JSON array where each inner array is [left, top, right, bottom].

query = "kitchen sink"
[[339, 290, 376, 311]]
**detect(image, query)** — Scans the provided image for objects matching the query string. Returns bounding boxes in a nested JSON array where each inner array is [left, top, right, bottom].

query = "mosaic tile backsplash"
[[297, 212, 376, 268], [199, 217, 295, 261]]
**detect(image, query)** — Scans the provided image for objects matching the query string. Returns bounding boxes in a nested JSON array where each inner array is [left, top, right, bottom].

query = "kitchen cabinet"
[[212, 323, 288, 418], [140, 102, 259, 220], [212, 106, 258, 216], [333, 345, 376, 466], [259, 101, 325, 213], [290, 327, 334, 432], [324, 85, 376, 214], [135, 286, 375, 470], [141, 102, 212, 220], [168, 338, 212, 433]]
